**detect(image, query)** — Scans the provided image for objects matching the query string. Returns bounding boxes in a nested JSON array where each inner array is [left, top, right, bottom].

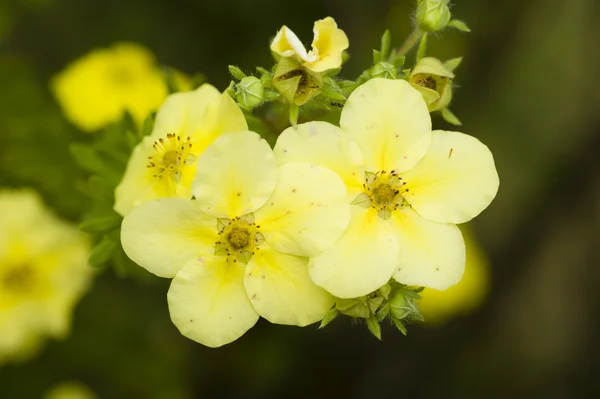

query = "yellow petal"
[[192, 131, 277, 218], [254, 162, 350, 257], [270, 25, 311, 61], [402, 130, 499, 224], [244, 243, 333, 326], [168, 257, 259, 347], [121, 198, 218, 278], [308, 207, 398, 298], [305, 17, 349, 72], [340, 78, 431, 173], [274, 121, 365, 198], [390, 208, 465, 290]]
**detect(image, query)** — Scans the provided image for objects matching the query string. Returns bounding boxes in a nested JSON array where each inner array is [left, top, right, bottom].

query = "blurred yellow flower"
[[44, 382, 97, 399], [52, 42, 177, 132], [274, 79, 499, 299], [418, 226, 490, 324], [114, 84, 248, 216], [0, 189, 92, 365], [271, 17, 349, 72], [121, 131, 350, 347]]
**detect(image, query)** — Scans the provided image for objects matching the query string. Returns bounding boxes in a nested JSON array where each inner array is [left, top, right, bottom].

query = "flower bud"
[[235, 76, 264, 110], [336, 297, 371, 318], [416, 0, 451, 32], [388, 290, 411, 320], [409, 57, 454, 111], [369, 61, 397, 80]]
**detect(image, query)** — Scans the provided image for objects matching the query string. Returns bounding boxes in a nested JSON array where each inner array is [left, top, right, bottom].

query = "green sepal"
[[336, 298, 370, 319], [376, 303, 390, 322], [319, 308, 339, 329], [372, 49, 382, 64], [393, 318, 408, 335], [366, 317, 382, 340], [380, 29, 391, 60], [88, 235, 118, 267], [440, 107, 462, 125], [289, 103, 299, 126], [443, 57, 463, 72], [228, 65, 247, 80], [448, 19, 471, 32], [393, 56, 406, 69]]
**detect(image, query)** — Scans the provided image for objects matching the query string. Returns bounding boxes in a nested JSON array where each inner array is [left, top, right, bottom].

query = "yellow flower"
[[52, 42, 171, 132], [0, 189, 92, 364], [114, 84, 248, 216], [418, 226, 490, 323], [274, 78, 499, 298], [121, 131, 351, 347], [270, 17, 349, 73]]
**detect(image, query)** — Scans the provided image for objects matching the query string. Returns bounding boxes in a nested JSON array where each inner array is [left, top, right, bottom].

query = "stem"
[[392, 27, 423, 59]]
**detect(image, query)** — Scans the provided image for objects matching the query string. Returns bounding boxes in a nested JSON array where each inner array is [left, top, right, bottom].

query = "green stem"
[[392, 27, 423, 59]]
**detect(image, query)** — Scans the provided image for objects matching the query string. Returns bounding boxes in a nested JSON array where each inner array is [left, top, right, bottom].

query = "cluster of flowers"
[[107, 15, 499, 347]]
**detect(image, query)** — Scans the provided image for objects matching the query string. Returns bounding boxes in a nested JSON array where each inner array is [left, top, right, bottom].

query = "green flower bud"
[[336, 297, 371, 318], [370, 61, 397, 80], [389, 290, 411, 320], [416, 0, 452, 32], [235, 76, 264, 110], [272, 57, 322, 106], [409, 57, 454, 111]]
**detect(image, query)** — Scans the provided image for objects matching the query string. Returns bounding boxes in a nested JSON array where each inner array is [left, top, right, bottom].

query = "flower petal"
[[168, 257, 259, 347], [270, 25, 311, 61], [121, 198, 218, 278], [255, 162, 350, 257], [402, 130, 499, 224], [244, 243, 333, 326], [305, 17, 349, 72], [309, 207, 399, 298], [340, 78, 431, 173], [192, 131, 277, 218], [390, 208, 465, 290], [274, 121, 365, 198]]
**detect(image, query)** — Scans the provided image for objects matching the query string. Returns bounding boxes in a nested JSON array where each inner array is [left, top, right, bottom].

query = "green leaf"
[[448, 19, 471, 32], [440, 107, 462, 125], [319, 308, 339, 328], [87, 175, 114, 200], [141, 113, 155, 137], [366, 317, 382, 340], [69, 143, 106, 174], [289, 103, 299, 126], [393, 318, 408, 335], [444, 57, 463, 72], [376, 303, 390, 322], [372, 49, 382, 64], [263, 90, 280, 101], [228, 65, 247, 80], [89, 235, 118, 267], [416, 33, 428, 62], [380, 29, 391, 60], [393, 56, 406, 69], [79, 214, 122, 234]]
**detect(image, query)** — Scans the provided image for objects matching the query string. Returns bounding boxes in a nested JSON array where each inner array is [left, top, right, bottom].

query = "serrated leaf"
[[228, 65, 246, 80], [416, 34, 428, 62], [79, 214, 122, 233], [448, 19, 471, 32], [319, 308, 339, 328], [441, 107, 462, 125], [380, 29, 391, 60], [444, 57, 463, 72], [366, 317, 382, 340], [393, 318, 408, 335], [89, 235, 117, 267]]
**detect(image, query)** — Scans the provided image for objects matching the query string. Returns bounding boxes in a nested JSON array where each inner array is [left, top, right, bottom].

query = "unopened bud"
[[235, 76, 264, 110], [389, 290, 411, 320], [409, 57, 454, 111], [416, 0, 451, 32], [370, 62, 397, 80]]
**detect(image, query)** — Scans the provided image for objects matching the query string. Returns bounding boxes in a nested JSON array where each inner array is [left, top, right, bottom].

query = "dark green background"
[[1, 0, 599, 397]]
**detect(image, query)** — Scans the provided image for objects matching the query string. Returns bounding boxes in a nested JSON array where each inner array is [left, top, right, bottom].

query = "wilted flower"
[[274, 78, 499, 298], [0, 189, 92, 364], [121, 131, 350, 347]]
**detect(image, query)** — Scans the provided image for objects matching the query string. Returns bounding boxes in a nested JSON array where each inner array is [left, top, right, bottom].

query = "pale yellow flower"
[[271, 17, 349, 72], [114, 84, 248, 216], [274, 78, 499, 298], [121, 131, 350, 347], [0, 189, 92, 364], [418, 226, 490, 323], [52, 42, 171, 132]]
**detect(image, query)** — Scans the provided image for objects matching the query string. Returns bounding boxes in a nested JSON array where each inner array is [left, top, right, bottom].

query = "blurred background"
[[1, 0, 599, 397]]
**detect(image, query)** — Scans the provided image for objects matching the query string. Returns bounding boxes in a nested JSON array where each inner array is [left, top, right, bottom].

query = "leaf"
[[89, 235, 118, 267], [380, 29, 391, 60], [440, 107, 462, 125], [393, 318, 408, 335], [416, 33, 428, 62], [319, 308, 339, 328], [69, 143, 106, 174], [289, 103, 299, 126], [393, 56, 406, 69], [444, 57, 463, 72], [141, 113, 155, 137], [372, 49, 382, 64], [79, 213, 122, 234], [448, 19, 471, 32], [366, 317, 382, 340]]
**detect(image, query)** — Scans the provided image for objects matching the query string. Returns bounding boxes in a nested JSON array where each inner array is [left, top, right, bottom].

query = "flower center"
[[146, 133, 197, 182], [352, 170, 410, 220], [215, 214, 265, 264]]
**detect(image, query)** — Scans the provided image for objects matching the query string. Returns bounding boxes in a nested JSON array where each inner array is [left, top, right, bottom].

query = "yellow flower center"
[[353, 170, 410, 219], [215, 215, 265, 264], [147, 133, 197, 182]]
